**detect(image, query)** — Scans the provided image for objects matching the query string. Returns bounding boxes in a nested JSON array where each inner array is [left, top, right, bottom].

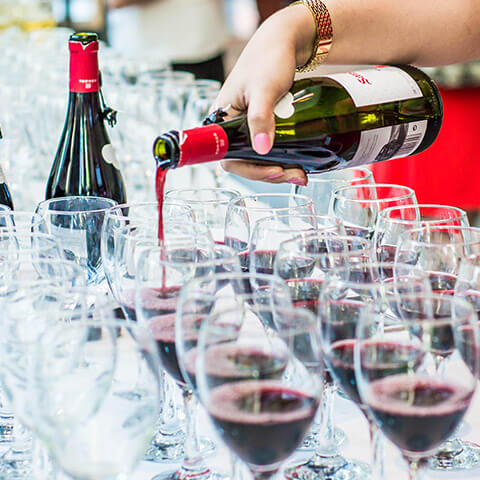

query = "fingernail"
[[253, 133, 271, 155], [267, 172, 284, 180], [288, 178, 306, 186]]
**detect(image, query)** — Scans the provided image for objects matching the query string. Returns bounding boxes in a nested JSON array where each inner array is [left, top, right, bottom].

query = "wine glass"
[[249, 213, 343, 277], [35, 196, 118, 286], [0, 270, 85, 479], [292, 166, 375, 214], [136, 234, 233, 480], [319, 261, 431, 480], [329, 184, 417, 239], [0, 231, 63, 265], [101, 201, 194, 316], [224, 193, 315, 274], [0, 211, 46, 234], [30, 304, 161, 480], [355, 294, 479, 480], [165, 188, 240, 243], [395, 225, 480, 294], [374, 204, 469, 263], [196, 305, 323, 480]]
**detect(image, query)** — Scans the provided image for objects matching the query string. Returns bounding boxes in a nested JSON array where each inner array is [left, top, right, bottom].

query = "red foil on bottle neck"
[[177, 124, 229, 167], [69, 40, 100, 93]]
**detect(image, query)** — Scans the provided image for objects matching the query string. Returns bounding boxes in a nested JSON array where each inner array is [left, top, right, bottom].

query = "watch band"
[[292, 0, 333, 72]]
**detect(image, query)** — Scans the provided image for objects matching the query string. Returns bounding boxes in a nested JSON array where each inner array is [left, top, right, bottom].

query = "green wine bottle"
[[153, 65, 442, 173]]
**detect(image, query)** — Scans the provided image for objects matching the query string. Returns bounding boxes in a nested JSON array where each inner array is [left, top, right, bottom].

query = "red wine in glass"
[[368, 376, 472, 453], [209, 381, 318, 468], [328, 340, 424, 406]]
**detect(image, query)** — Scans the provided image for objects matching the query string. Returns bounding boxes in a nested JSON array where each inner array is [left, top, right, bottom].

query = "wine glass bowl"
[[293, 166, 375, 214], [35, 196, 118, 286], [330, 183, 417, 239], [374, 204, 469, 263], [224, 193, 315, 273]]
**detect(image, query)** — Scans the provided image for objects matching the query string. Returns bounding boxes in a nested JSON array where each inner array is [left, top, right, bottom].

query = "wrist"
[[270, 4, 317, 68]]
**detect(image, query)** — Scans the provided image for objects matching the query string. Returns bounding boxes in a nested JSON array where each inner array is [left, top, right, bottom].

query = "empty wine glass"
[[330, 184, 417, 239], [225, 193, 315, 274], [0, 211, 46, 234], [293, 166, 375, 214], [196, 306, 323, 480], [30, 307, 161, 480], [165, 188, 240, 243], [35, 196, 118, 286], [374, 204, 469, 263], [355, 294, 479, 480]]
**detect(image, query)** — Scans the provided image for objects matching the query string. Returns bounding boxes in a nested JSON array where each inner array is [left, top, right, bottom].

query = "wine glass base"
[[0, 445, 32, 478], [144, 427, 186, 462], [428, 440, 480, 471], [152, 469, 228, 480], [284, 454, 370, 480], [300, 427, 346, 451], [145, 435, 216, 463]]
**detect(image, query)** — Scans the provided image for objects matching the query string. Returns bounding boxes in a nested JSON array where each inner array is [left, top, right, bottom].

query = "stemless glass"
[[249, 213, 343, 277], [31, 313, 161, 480], [293, 166, 375, 214], [196, 306, 323, 480], [330, 184, 417, 239], [355, 295, 479, 480], [396, 225, 480, 294], [35, 196, 118, 286], [224, 193, 314, 274], [165, 188, 240, 243], [374, 204, 469, 263]]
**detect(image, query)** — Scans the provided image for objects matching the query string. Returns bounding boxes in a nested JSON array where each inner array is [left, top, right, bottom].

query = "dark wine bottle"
[[0, 128, 13, 210], [46, 32, 126, 203], [153, 65, 443, 173]]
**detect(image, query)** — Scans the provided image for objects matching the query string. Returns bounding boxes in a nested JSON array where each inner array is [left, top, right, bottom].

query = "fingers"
[[247, 89, 278, 155], [221, 160, 307, 186]]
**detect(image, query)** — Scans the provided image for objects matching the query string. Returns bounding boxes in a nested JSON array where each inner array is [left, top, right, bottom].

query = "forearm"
[[289, 0, 480, 67]]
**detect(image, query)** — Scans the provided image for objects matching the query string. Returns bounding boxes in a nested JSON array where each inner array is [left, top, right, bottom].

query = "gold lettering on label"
[[213, 132, 220, 155]]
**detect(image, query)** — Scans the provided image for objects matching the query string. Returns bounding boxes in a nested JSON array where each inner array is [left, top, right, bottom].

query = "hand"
[[215, 5, 316, 186]]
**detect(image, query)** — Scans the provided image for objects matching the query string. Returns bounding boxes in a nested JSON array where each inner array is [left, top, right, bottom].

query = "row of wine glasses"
[[2, 164, 480, 480]]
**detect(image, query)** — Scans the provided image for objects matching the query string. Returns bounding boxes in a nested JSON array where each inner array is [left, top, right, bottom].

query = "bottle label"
[[350, 120, 427, 165], [102, 144, 120, 169], [177, 124, 229, 167], [324, 66, 423, 107], [69, 39, 100, 93]]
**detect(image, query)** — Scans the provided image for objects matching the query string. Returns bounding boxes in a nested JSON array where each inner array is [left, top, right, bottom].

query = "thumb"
[[247, 88, 280, 155]]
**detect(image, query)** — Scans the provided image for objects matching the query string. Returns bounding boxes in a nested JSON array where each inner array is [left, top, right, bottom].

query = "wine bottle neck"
[[69, 37, 100, 93], [153, 124, 229, 170]]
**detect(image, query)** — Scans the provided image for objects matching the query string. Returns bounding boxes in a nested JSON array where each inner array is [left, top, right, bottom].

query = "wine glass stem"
[[318, 381, 338, 454], [407, 458, 428, 480], [180, 387, 209, 475], [368, 421, 384, 480]]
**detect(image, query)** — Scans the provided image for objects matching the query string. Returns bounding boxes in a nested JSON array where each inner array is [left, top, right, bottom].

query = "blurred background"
[[0, 0, 480, 223]]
